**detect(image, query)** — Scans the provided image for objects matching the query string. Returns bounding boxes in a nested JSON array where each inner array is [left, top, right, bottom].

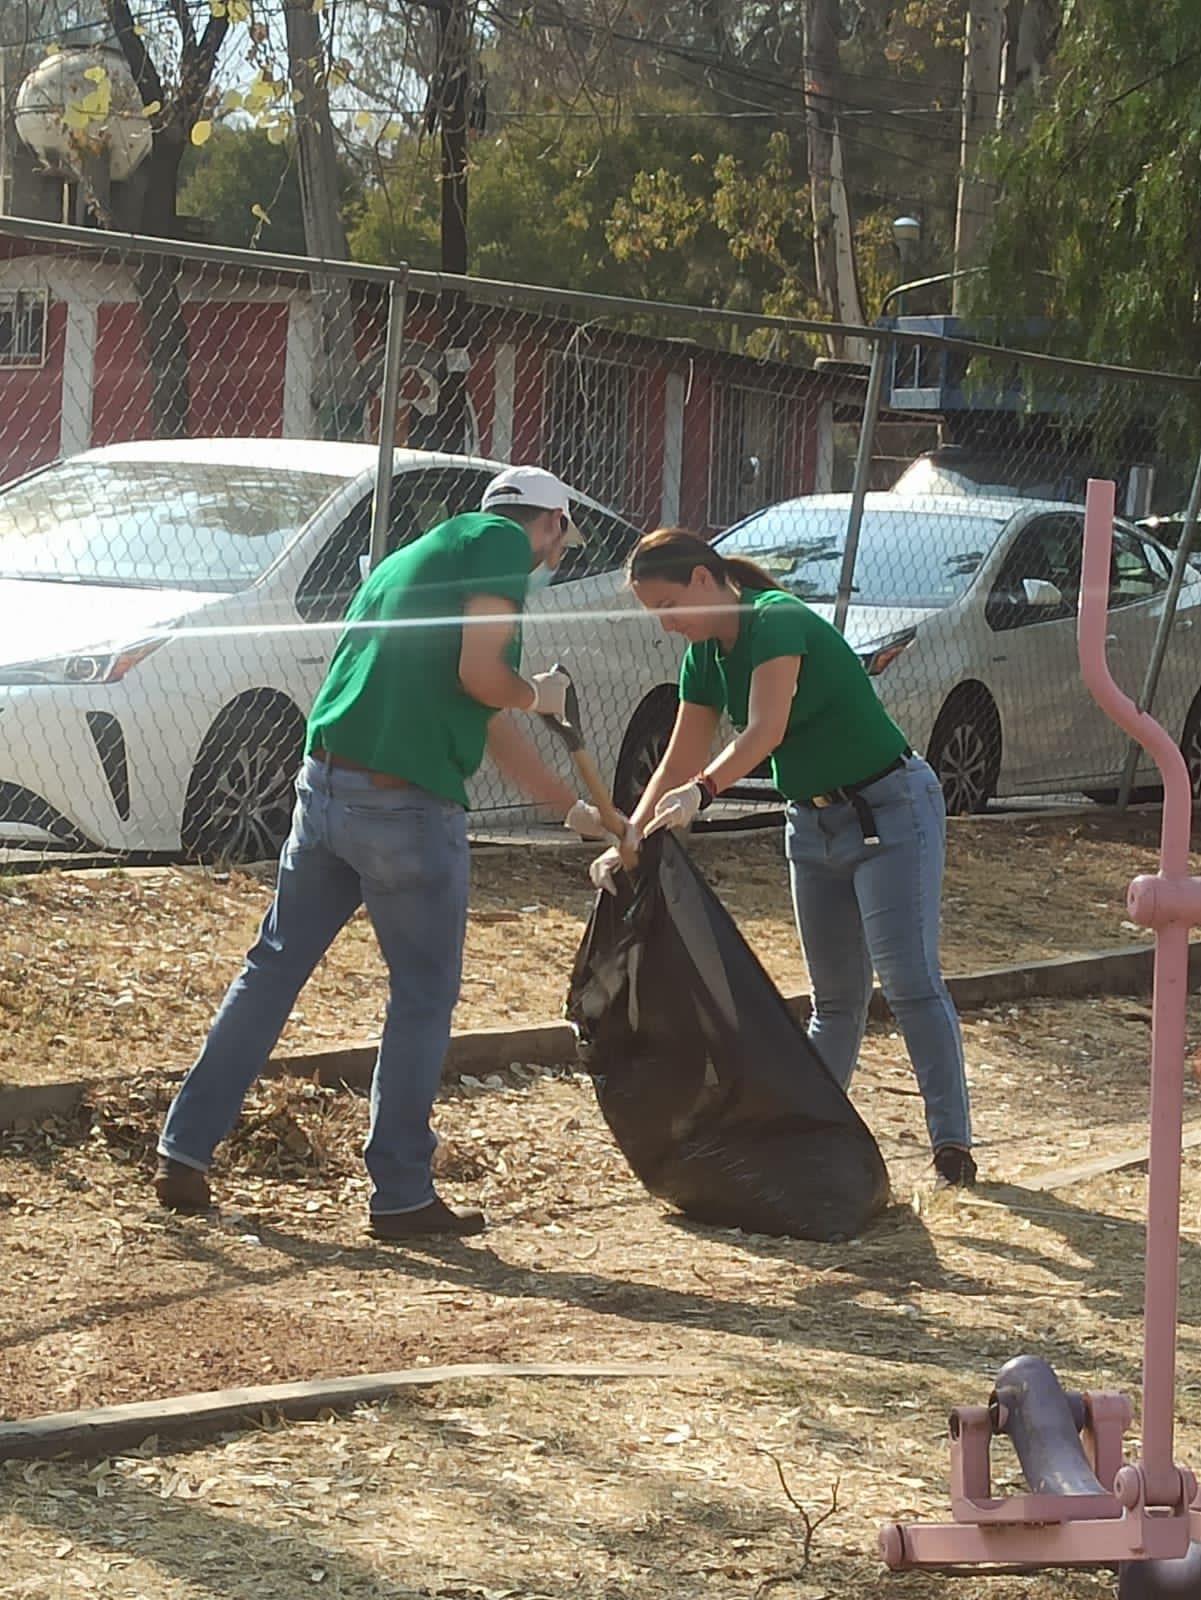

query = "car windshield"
[[894, 454, 1088, 502], [717, 504, 1005, 607], [0, 459, 346, 591]]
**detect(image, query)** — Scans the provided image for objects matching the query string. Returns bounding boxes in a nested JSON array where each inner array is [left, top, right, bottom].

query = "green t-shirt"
[[679, 587, 907, 802], [306, 512, 530, 806]]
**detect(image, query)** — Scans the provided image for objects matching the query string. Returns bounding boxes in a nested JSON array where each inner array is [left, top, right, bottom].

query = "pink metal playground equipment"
[[879, 480, 1201, 1597]]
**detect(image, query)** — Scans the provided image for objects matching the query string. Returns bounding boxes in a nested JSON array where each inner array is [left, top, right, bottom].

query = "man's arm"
[[486, 713, 578, 816], [458, 595, 537, 711]]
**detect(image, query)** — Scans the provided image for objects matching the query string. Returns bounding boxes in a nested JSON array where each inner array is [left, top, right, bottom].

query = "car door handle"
[[1106, 633, 1120, 646], [1179, 618, 1194, 630], [298, 656, 326, 665]]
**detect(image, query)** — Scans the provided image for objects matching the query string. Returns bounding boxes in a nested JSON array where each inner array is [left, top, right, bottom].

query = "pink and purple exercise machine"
[[879, 480, 1201, 1597]]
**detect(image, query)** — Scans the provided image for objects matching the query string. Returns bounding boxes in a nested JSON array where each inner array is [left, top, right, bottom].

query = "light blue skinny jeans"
[[785, 754, 972, 1153], [158, 754, 469, 1215]]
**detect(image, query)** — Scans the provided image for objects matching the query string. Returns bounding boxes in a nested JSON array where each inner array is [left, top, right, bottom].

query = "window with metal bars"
[[708, 382, 794, 530], [0, 289, 48, 368], [543, 352, 646, 517]]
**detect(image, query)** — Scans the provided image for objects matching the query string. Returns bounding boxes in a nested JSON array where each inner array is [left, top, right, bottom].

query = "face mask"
[[528, 562, 555, 595]]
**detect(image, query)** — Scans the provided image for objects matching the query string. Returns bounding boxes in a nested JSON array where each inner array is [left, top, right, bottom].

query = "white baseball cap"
[[481, 465, 585, 546]]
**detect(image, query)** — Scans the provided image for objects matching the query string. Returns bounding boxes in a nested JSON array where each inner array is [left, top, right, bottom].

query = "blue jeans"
[[784, 755, 971, 1153], [158, 755, 470, 1215]]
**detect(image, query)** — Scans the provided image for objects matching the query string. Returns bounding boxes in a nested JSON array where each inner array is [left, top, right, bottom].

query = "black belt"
[[800, 748, 913, 845]]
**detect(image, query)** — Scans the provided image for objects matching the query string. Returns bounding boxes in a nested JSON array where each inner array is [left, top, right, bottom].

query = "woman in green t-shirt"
[[592, 526, 974, 1188]]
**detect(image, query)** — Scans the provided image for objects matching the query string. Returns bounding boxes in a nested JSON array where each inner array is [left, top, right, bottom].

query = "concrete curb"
[[0, 1360, 682, 1463], [268, 938, 1186, 1094], [0, 940, 1189, 1130]]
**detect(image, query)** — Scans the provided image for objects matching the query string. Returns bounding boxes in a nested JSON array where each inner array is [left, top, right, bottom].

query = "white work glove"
[[528, 669, 571, 719], [589, 824, 642, 894], [644, 780, 704, 836], [564, 800, 613, 842]]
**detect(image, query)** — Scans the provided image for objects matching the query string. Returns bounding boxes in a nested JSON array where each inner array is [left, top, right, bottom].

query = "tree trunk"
[[433, 0, 472, 454], [133, 138, 190, 440], [105, 0, 230, 440], [803, 0, 866, 359], [829, 121, 869, 361], [1010, 0, 1060, 108], [954, 0, 1006, 310], [1001, 0, 1060, 122], [285, 0, 366, 439]]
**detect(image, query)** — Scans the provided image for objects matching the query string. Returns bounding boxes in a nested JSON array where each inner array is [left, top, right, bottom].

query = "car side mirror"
[[1021, 577, 1064, 608]]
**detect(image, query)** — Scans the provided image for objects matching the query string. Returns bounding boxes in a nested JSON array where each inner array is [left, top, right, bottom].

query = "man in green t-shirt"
[[156, 466, 617, 1238]]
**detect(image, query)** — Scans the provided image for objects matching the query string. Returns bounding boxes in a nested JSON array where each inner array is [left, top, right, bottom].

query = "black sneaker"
[[154, 1156, 212, 1213], [933, 1145, 977, 1189], [369, 1196, 485, 1240]]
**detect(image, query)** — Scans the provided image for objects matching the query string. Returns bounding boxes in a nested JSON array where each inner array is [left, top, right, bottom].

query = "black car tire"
[[1092, 692, 1201, 806], [925, 685, 1001, 815], [1181, 691, 1201, 801], [182, 691, 306, 864], [612, 686, 679, 817]]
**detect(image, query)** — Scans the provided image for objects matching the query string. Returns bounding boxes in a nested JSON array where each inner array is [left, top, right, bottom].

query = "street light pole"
[[891, 215, 921, 315], [834, 217, 921, 635]]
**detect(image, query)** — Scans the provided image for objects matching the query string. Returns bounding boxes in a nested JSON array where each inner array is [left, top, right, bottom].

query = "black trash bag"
[[566, 832, 890, 1241]]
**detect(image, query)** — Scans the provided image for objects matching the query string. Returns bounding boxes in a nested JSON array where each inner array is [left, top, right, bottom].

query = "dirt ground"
[[0, 809, 1197, 1598], [0, 808, 1184, 1090], [3, 982, 1201, 1597]]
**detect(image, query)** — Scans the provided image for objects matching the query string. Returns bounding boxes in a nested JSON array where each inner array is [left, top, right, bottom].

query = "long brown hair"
[[627, 526, 782, 594]]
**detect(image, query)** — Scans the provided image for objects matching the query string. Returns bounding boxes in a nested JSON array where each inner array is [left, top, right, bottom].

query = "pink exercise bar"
[[879, 479, 1201, 1582]]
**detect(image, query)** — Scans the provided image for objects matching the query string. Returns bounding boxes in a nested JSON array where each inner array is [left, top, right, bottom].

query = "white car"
[[0, 439, 681, 859], [715, 492, 1201, 812]]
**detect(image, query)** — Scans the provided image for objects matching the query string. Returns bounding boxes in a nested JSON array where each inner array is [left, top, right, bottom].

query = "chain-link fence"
[[0, 215, 1199, 868]]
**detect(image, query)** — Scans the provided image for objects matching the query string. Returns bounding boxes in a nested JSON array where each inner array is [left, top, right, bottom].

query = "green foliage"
[[897, 0, 965, 55], [349, 94, 804, 304], [607, 128, 814, 310], [178, 126, 360, 254], [344, 4, 969, 335], [975, 0, 1201, 375]]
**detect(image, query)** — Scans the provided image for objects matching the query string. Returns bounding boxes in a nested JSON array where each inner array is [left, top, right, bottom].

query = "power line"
[[2, 4, 214, 54], [635, 50, 967, 174], [474, 104, 958, 122], [479, 0, 958, 110], [608, 39, 965, 150], [474, 1, 969, 153], [331, 84, 965, 183]]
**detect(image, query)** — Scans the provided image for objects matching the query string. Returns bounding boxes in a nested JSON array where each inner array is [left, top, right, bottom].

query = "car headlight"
[[858, 628, 916, 677], [0, 638, 166, 686]]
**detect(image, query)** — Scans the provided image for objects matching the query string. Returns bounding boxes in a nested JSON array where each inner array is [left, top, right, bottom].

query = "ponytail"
[[722, 555, 783, 594], [627, 526, 782, 593]]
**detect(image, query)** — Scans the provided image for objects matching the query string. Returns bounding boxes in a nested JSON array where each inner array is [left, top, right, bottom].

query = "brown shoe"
[[368, 1196, 485, 1240], [154, 1156, 212, 1214]]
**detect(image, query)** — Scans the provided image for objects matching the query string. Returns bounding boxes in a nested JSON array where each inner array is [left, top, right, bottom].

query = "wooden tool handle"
[[568, 751, 637, 869], [571, 749, 629, 840]]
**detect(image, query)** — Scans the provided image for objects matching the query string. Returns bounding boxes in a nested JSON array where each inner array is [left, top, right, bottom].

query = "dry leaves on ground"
[[0, 809, 1182, 1088]]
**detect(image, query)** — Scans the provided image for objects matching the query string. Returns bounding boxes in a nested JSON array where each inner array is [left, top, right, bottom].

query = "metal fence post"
[[1116, 446, 1201, 808], [369, 268, 409, 573], [833, 333, 887, 635]]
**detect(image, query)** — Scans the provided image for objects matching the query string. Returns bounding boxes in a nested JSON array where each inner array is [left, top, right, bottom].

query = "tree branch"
[[178, 13, 231, 124], [754, 1450, 841, 1593], [104, 0, 165, 109], [170, 0, 196, 54]]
